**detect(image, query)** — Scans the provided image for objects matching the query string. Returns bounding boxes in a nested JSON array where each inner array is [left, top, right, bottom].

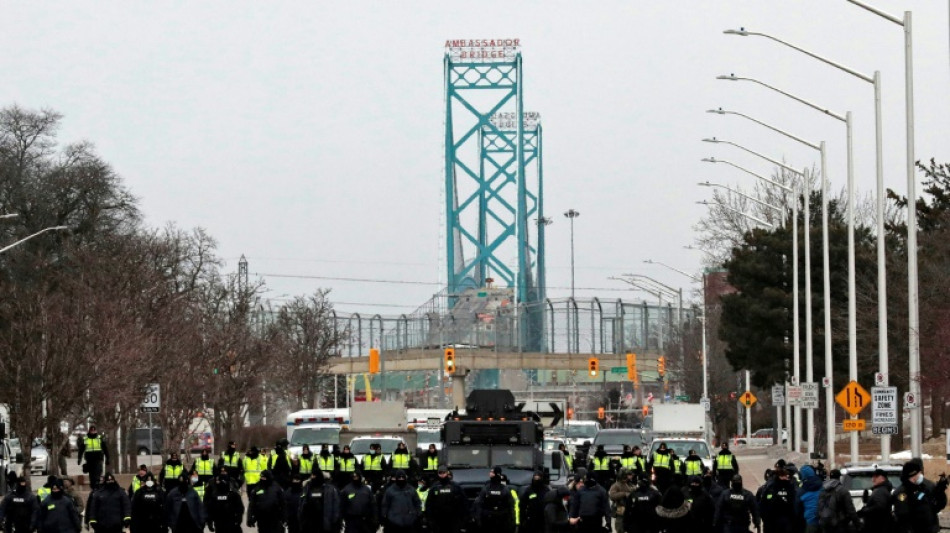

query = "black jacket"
[[164, 486, 206, 531], [623, 485, 661, 533], [299, 479, 341, 531], [381, 481, 422, 528], [248, 482, 285, 525], [760, 478, 800, 528], [130, 486, 166, 530], [859, 480, 895, 533], [714, 487, 760, 533], [205, 485, 244, 529], [425, 477, 467, 524], [475, 479, 516, 526], [685, 485, 715, 529], [35, 493, 81, 533], [893, 477, 948, 533], [519, 482, 549, 533], [283, 483, 304, 528], [87, 483, 132, 529], [341, 482, 376, 522], [0, 486, 39, 525], [543, 487, 571, 533], [569, 482, 610, 521]]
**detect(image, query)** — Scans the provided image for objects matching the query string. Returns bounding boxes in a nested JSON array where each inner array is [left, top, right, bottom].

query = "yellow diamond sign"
[[739, 391, 756, 407], [835, 380, 871, 416]]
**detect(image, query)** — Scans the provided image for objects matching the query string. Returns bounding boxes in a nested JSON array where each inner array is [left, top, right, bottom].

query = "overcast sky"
[[3, 1, 948, 314]]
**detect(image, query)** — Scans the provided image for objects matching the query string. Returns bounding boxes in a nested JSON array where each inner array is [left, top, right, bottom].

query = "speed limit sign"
[[141, 383, 161, 413]]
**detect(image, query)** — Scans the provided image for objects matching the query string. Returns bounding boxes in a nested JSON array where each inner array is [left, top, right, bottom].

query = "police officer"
[[129, 473, 165, 533], [217, 441, 243, 489], [34, 478, 81, 533], [78, 425, 109, 491], [617, 445, 637, 473], [0, 474, 39, 533], [649, 442, 674, 493], [165, 473, 206, 533], [299, 469, 341, 533], [205, 474, 243, 533], [242, 446, 264, 495], [420, 444, 440, 482], [381, 469, 422, 533], [35, 475, 57, 502], [714, 474, 760, 533], [361, 442, 388, 492], [682, 449, 707, 478], [712, 442, 739, 487], [284, 474, 305, 533], [159, 452, 185, 494], [248, 470, 285, 533], [425, 466, 466, 533], [190, 447, 216, 487], [335, 445, 358, 490], [297, 444, 316, 478], [341, 472, 377, 533], [269, 438, 294, 489], [893, 458, 948, 533], [519, 468, 549, 533], [685, 475, 715, 530], [568, 473, 610, 533], [86, 472, 132, 533], [390, 442, 417, 482], [558, 443, 574, 473], [858, 468, 895, 533], [760, 468, 799, 533], [630, 446, 647, 479], [476, 466, 516, 533], [128, 465, 150, 497], [587, 445, 613, 488]]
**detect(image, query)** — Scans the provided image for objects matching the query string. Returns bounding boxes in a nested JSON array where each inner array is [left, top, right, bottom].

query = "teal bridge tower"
[[443, 40, 546, 328]]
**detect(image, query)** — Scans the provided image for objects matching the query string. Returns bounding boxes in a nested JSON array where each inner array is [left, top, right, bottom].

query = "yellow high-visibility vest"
[[339, 457, 357, 473], [685, 460, 704, 476], [391, 453, 411, 470], [194, 458, 214, 476], [299, 457, 313, 475], [316, 456, 334, 472], [592, 456, 611, 471], [243, 456, 262, 485], [716, 454, 734, 471], [84, 436, 103, 453], [619, 457, 637, 470], [424, 456, 439, 471], [164, 464, 183, 480], [220, 453, 240, 468], [363, 455, 384, 471], [652, 453, 670, 470]]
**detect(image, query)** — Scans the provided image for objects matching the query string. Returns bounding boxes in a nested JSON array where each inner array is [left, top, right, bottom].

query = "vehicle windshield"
[[416, 430, 440, 446], [565, 424, 598, 439], [844, 471, 901, 492], [543, 440, 564, 452], [491, 448, 535, 469], [650, 441, 711, 459], [349, 439, 401, 455], [445, 446, 490, 468], [544, 453, 565, 480], [593, 432, 643, 447], [290, 427, 341, 446], [8, 439, 20, 453]]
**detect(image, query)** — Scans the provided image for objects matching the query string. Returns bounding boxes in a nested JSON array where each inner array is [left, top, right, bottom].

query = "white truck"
[[285, 409, 345, 457], [649, 404, 709, 440]]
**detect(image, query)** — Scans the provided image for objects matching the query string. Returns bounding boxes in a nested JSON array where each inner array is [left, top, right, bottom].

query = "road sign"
[[772, 385, 785, 407], [610, 366, 627, 375], [786, 385, 803, 406], [835, 381, 871, 416], [842, 419, 866, 432], [141, 383, 160, 413], [871, 386, 898, 431], [522, 399, 566, 427], [739, 391, 756, 408], [700, 397, 710, 412], [675, 395, 690, 402], [904, 391, 919, 409], [801, 382, 819, 409], [874, 372, 887, 387], [872, 425, 899, 435]]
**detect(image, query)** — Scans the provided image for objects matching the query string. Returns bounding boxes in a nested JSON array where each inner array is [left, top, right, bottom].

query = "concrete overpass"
[[328, 348, 664, 374]]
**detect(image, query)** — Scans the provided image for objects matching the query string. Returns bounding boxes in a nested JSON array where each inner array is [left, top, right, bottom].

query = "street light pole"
[[845, 0, 921, 462], [564, 209, 580, 300], [0, 226, 69, 255]]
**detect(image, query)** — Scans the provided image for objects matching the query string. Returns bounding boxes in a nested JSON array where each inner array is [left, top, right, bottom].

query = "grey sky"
[[3, 1, 948, 314]]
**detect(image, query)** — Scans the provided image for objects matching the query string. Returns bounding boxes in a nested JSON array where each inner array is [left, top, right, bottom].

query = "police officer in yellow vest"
[[128, 465, 150, 497], [77, 425, 109, 491], [159, 452, 185, 493], [649, 442, 673, 493], [218, 441, 243, 488], [618, 445, 638, 473], [335, 444, 358, 491], [683, 448, 707, 477], [630, 446, 647, 479], [421, 443, 440, 483], [242, 446, 265, 495], [390, 441, 417, 482], [558, 443, 575, 473], [713, 442, 739, 487], [298, 444, 316, 477], [36, 474, 57, 501], [362, 443, 388, 492], [191, 447, 216, 486], [587, 445, 614, 488]]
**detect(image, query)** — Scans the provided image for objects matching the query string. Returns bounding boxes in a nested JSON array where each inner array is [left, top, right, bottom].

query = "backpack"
[[817, 488, 839, 528]]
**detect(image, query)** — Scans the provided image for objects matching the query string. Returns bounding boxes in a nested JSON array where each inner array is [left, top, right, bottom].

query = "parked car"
[[129, 427, 163, 455], [10, 438, 49, 476], [736, 428, 787, 446], [348, 435, 406, 463]]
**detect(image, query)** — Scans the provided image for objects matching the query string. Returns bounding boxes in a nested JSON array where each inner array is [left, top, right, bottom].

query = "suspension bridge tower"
[[443, 39, 547, 319]]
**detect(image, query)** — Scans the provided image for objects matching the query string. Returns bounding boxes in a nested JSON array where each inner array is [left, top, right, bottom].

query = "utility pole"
[[564, 209, 580, 299]]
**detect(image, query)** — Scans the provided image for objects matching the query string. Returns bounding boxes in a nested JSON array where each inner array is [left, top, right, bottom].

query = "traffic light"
[[567, 407, 575, 420], [444, 347, 456, 374], [642, 405, 649, 417], [657, 356, 666, 377], [368, 348, 380, 374], [597, 407, 605, 420], [626, 352, 638, 383], [588, 357, 599, 377]]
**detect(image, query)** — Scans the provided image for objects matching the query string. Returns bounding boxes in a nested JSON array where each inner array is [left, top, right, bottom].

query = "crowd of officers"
[[2, 428, 948, 533]]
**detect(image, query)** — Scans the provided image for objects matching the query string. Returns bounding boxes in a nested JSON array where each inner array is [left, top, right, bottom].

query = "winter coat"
[[130, 486, 166, 532], [543, 487, 571, 533], [299, 479, 341, 531], [381, 481, 422, 528], [569, 481, 610, 521], [817, 478, 858, 532], [760, 478, 800, 532], [798, 465, 823, 526], [859, 480, 895, 533], [714, 487, 759, 533], [0, 487, 39, 526], [425, 477, 466, 526], [87, 484, 132, 530], [893, 476, 948, 533], [608, 479, 635, 517], [36, 493, 81, 533], [623, 485, 661, 533], [248, 482, 285, 526], [164, 486, 206, 531]]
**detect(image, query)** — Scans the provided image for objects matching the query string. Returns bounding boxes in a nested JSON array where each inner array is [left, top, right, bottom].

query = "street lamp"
[[564, 209, 580, 300], [725, 26, 885, 464], [702, 152, 812, 454], [0, 226, 69, 255], [696, 200, 774, 229], [844, 0, 922, 462], [698, 181, 784, 214]]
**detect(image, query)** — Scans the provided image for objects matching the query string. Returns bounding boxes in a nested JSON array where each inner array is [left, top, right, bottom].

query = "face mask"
[[145, 480, 154, 488], [396, 479, 407, 487], [914, 473, 925, 485], [731, 482, 742, 491], [191, 477, 199, 484]]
